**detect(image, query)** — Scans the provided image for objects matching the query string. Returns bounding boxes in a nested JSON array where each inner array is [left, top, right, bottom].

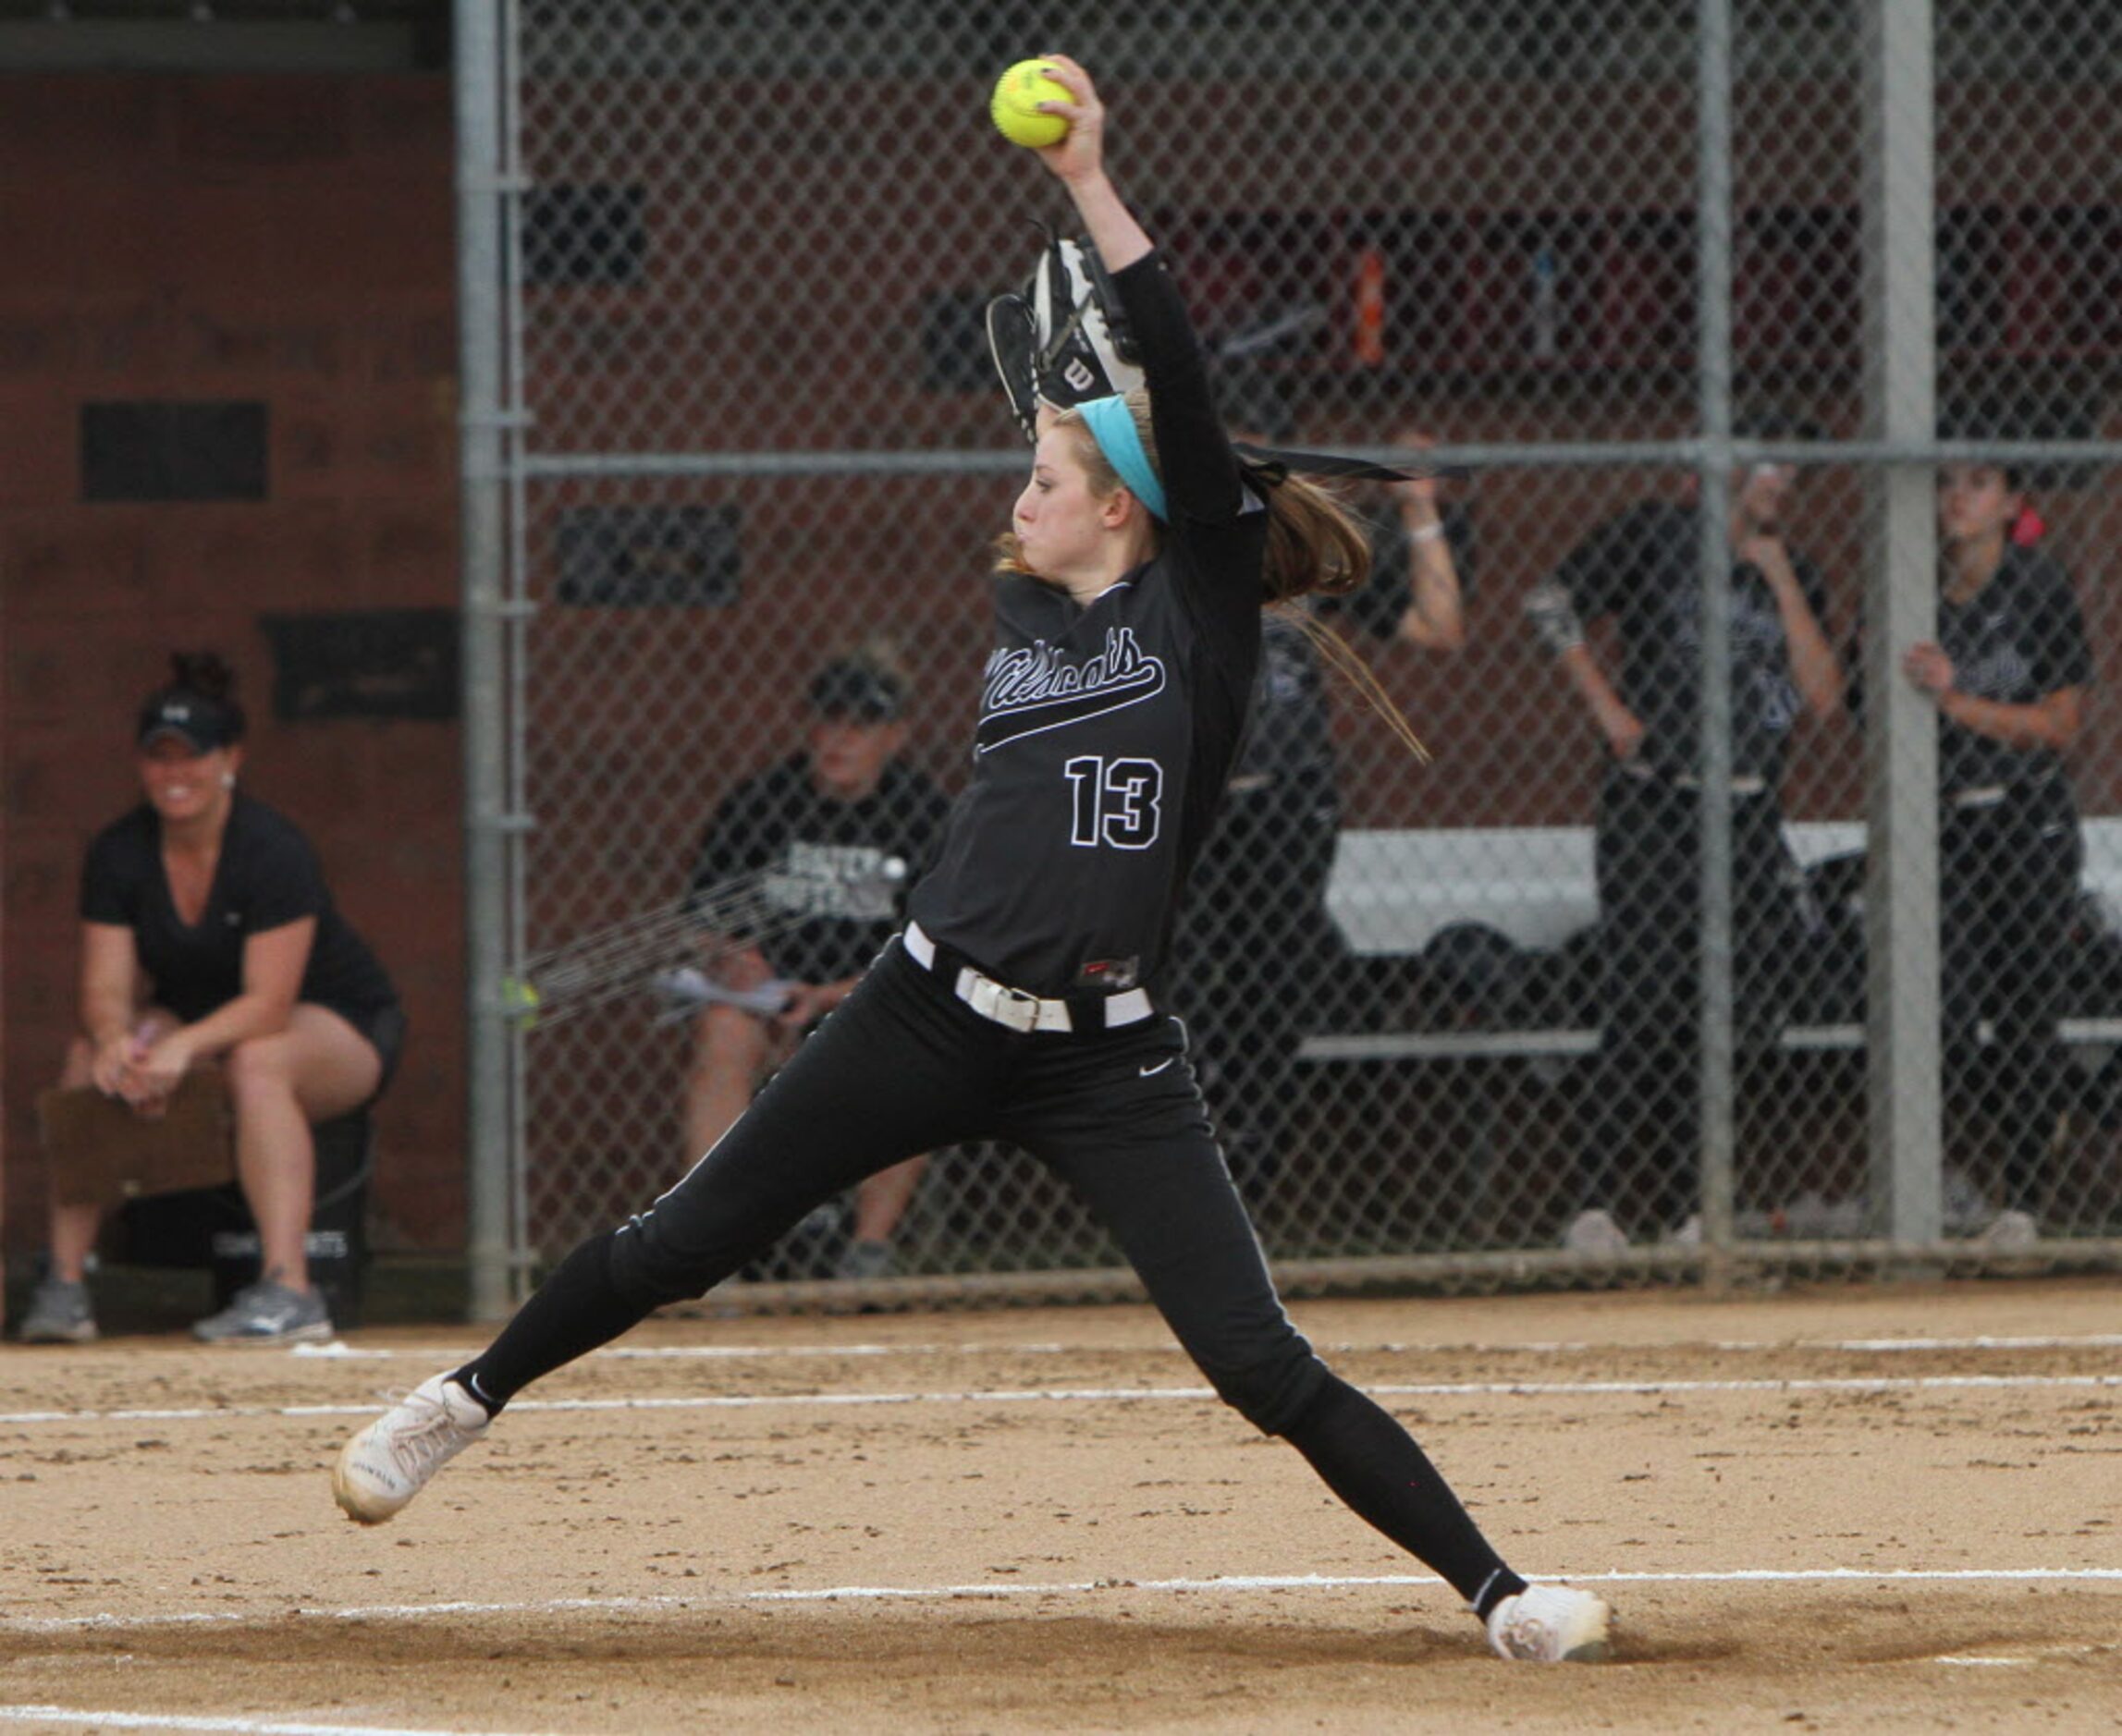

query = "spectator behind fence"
[[1175, 381, 1469, 1198], [1324, 424, 1473, 654], [1523, 425, 1844, 1253], [1894, 460, 2092, 1249], [679, 651, 951, 1280], [18, 652, 405, 1347]]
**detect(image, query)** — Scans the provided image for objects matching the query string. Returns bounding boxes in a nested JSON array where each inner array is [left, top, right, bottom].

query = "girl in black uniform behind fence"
[[332, 58, 1611, 1663], [1904, 462, 2093, 1244]]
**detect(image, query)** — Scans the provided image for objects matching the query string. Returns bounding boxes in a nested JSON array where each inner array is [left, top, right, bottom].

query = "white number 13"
[[1063, 755, 1163, 850]]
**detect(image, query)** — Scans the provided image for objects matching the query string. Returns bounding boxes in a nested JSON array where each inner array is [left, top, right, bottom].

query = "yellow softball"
[[990, 60, 1071, 148], [501, 974, 542, 1029]]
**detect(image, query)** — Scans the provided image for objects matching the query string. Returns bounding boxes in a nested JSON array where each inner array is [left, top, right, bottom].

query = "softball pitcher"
[[333, 57, 1611, 1664]]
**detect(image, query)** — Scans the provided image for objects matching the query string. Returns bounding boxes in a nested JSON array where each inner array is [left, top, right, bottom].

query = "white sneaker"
[[332, 1374, 491, 1524], [1973, 1208, 2040, 1253], [1487, 1583, 1613, 1662], [1662, 1214, 1702, 1249], [1563, 1208, 1630, 1256], [1942, 1167, 1990, 1235]]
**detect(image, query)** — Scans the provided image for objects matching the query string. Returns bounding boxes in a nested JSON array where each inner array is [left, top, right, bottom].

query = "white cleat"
[[1487, 1583, 1614, 1662], [1563, 1207, 1630, 1257], [332, 1374, 491, 1524], [1973, 1208, 2040, 1253]]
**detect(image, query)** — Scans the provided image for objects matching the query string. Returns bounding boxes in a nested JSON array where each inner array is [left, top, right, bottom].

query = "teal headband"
[[1077, 395, 1167, 522]]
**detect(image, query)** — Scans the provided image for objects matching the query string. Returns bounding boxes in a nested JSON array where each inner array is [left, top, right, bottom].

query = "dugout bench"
[[1285, 819, 2122, 1240], [1306, 816, 2122, 1061]]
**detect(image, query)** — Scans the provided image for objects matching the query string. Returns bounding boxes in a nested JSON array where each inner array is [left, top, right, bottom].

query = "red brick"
[[18, 739, 138, 831], [365, 316, 456, 385], [0, 313, 77, 377], [350, 78, 451, 163], [57, 177, 171, 298], [271, 406, 342, 496], [181, 310, 345, 381], [176, 77, 351, 168], [3, 825, 84, 923], [160, 181, 282, 301], [73, 302, 173, 378], [332, 179, 453, 294], [6, 519, 154, 617], [0, 391, 80, 508], [353, 400, 451, 495], [5, 617, 154, 728], [363, 512, 454, 603], [0, 77, 161, 165]]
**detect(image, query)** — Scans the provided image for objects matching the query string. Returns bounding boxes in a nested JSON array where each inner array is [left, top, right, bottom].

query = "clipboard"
[[35, 1071, 232, 1205]]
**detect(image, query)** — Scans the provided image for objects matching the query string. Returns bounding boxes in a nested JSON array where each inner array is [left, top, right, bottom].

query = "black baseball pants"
[[624, 936, 1328, 1433], [1941, 782, 2083, 1215], [456, 933, 1526, 1611], [1576, 765, 1807, 1231]]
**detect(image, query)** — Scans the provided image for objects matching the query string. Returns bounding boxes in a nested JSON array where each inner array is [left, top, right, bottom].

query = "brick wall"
[[1, 73, 464, 1264]]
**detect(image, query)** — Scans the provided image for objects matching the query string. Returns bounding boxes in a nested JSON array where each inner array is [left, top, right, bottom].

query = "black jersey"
[[1548, 500, 1829, 785], [1320, 501, 1476, 642], [80, 793, 399, 1027], [908, 251, 1266, 996], [1934, 544, 2094, 796], [1233, 610, 1338, 793], [689, 755, 950, 984]]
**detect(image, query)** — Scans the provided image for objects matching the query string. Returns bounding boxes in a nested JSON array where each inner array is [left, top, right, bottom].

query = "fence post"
[[1695, 0, 1737, 1288], [1860, 0, 1944, 1247], [455, 0, 519, 1320]]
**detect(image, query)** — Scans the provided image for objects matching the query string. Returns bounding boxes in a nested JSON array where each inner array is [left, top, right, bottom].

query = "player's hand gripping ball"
[[990, 60, 1072, 148]]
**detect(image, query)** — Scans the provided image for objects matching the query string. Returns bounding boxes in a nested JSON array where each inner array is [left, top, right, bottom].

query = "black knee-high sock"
[[450, 1232, 653, 1414], [1282, 1374, 1527, 1618]]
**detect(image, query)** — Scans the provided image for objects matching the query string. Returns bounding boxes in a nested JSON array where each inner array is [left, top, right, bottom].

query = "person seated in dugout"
[[18, 652, 405, 1347], [679, 652, 951, 1280]]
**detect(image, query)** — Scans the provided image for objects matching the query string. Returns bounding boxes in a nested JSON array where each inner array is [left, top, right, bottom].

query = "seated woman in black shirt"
[[19, 653, 403, 1347]]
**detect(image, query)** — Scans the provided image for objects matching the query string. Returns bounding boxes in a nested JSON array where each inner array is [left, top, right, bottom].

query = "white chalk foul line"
[[4, 1370, 2119, 1430], [6, 1567, 2121, 1641], [0, 1711, 552, 1736], [294, 1331, 2122, 1363], [9, 1571, 2113, 1734]]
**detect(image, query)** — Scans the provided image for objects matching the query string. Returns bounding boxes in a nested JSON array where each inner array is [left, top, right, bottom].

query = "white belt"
[[1948, 784, 2009, 811], [902, 921, 1153, 1035], [1674, 772, 1767, 796], [1623, 761, 1768, 797]]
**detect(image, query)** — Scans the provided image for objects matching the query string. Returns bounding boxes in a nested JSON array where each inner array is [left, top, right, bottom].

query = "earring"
[[221, 772, 237, 790]]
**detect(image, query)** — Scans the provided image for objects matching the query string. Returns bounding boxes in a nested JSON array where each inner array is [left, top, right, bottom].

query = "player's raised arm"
[[1025, 55, 1149, 275]]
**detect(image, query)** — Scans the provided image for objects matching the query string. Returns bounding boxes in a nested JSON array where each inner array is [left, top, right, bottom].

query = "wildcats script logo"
[[977, 627, 1167, 753]]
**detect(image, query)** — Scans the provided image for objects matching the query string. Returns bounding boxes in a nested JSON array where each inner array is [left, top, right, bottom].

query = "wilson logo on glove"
[[987, 227, 1145, 442]]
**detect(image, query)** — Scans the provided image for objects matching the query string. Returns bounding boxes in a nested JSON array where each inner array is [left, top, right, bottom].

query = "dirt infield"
[[4, 1277, 2119, 1733]]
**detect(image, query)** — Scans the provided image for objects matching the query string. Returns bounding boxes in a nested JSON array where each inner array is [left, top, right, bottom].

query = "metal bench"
[[1301, 816, 2122, 1065]]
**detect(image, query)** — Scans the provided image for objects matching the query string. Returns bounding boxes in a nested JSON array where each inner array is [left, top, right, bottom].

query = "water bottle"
[[1530, 243, 1559, 361]]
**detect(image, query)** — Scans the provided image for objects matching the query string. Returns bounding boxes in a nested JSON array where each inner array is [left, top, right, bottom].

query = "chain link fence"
[[466, 2, 2122, 1309]]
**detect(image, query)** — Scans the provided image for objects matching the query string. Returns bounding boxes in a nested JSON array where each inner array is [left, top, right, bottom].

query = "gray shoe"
[[192, 1278, 332, 1346], [835, 1239, 895, 1283], [18, 1278, 97, 1344]]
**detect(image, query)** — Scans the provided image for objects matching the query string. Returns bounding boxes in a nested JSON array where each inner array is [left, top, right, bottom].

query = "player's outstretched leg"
[[1484, 1583, 1613, 1662], [333, 1373, 492, 1524]]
